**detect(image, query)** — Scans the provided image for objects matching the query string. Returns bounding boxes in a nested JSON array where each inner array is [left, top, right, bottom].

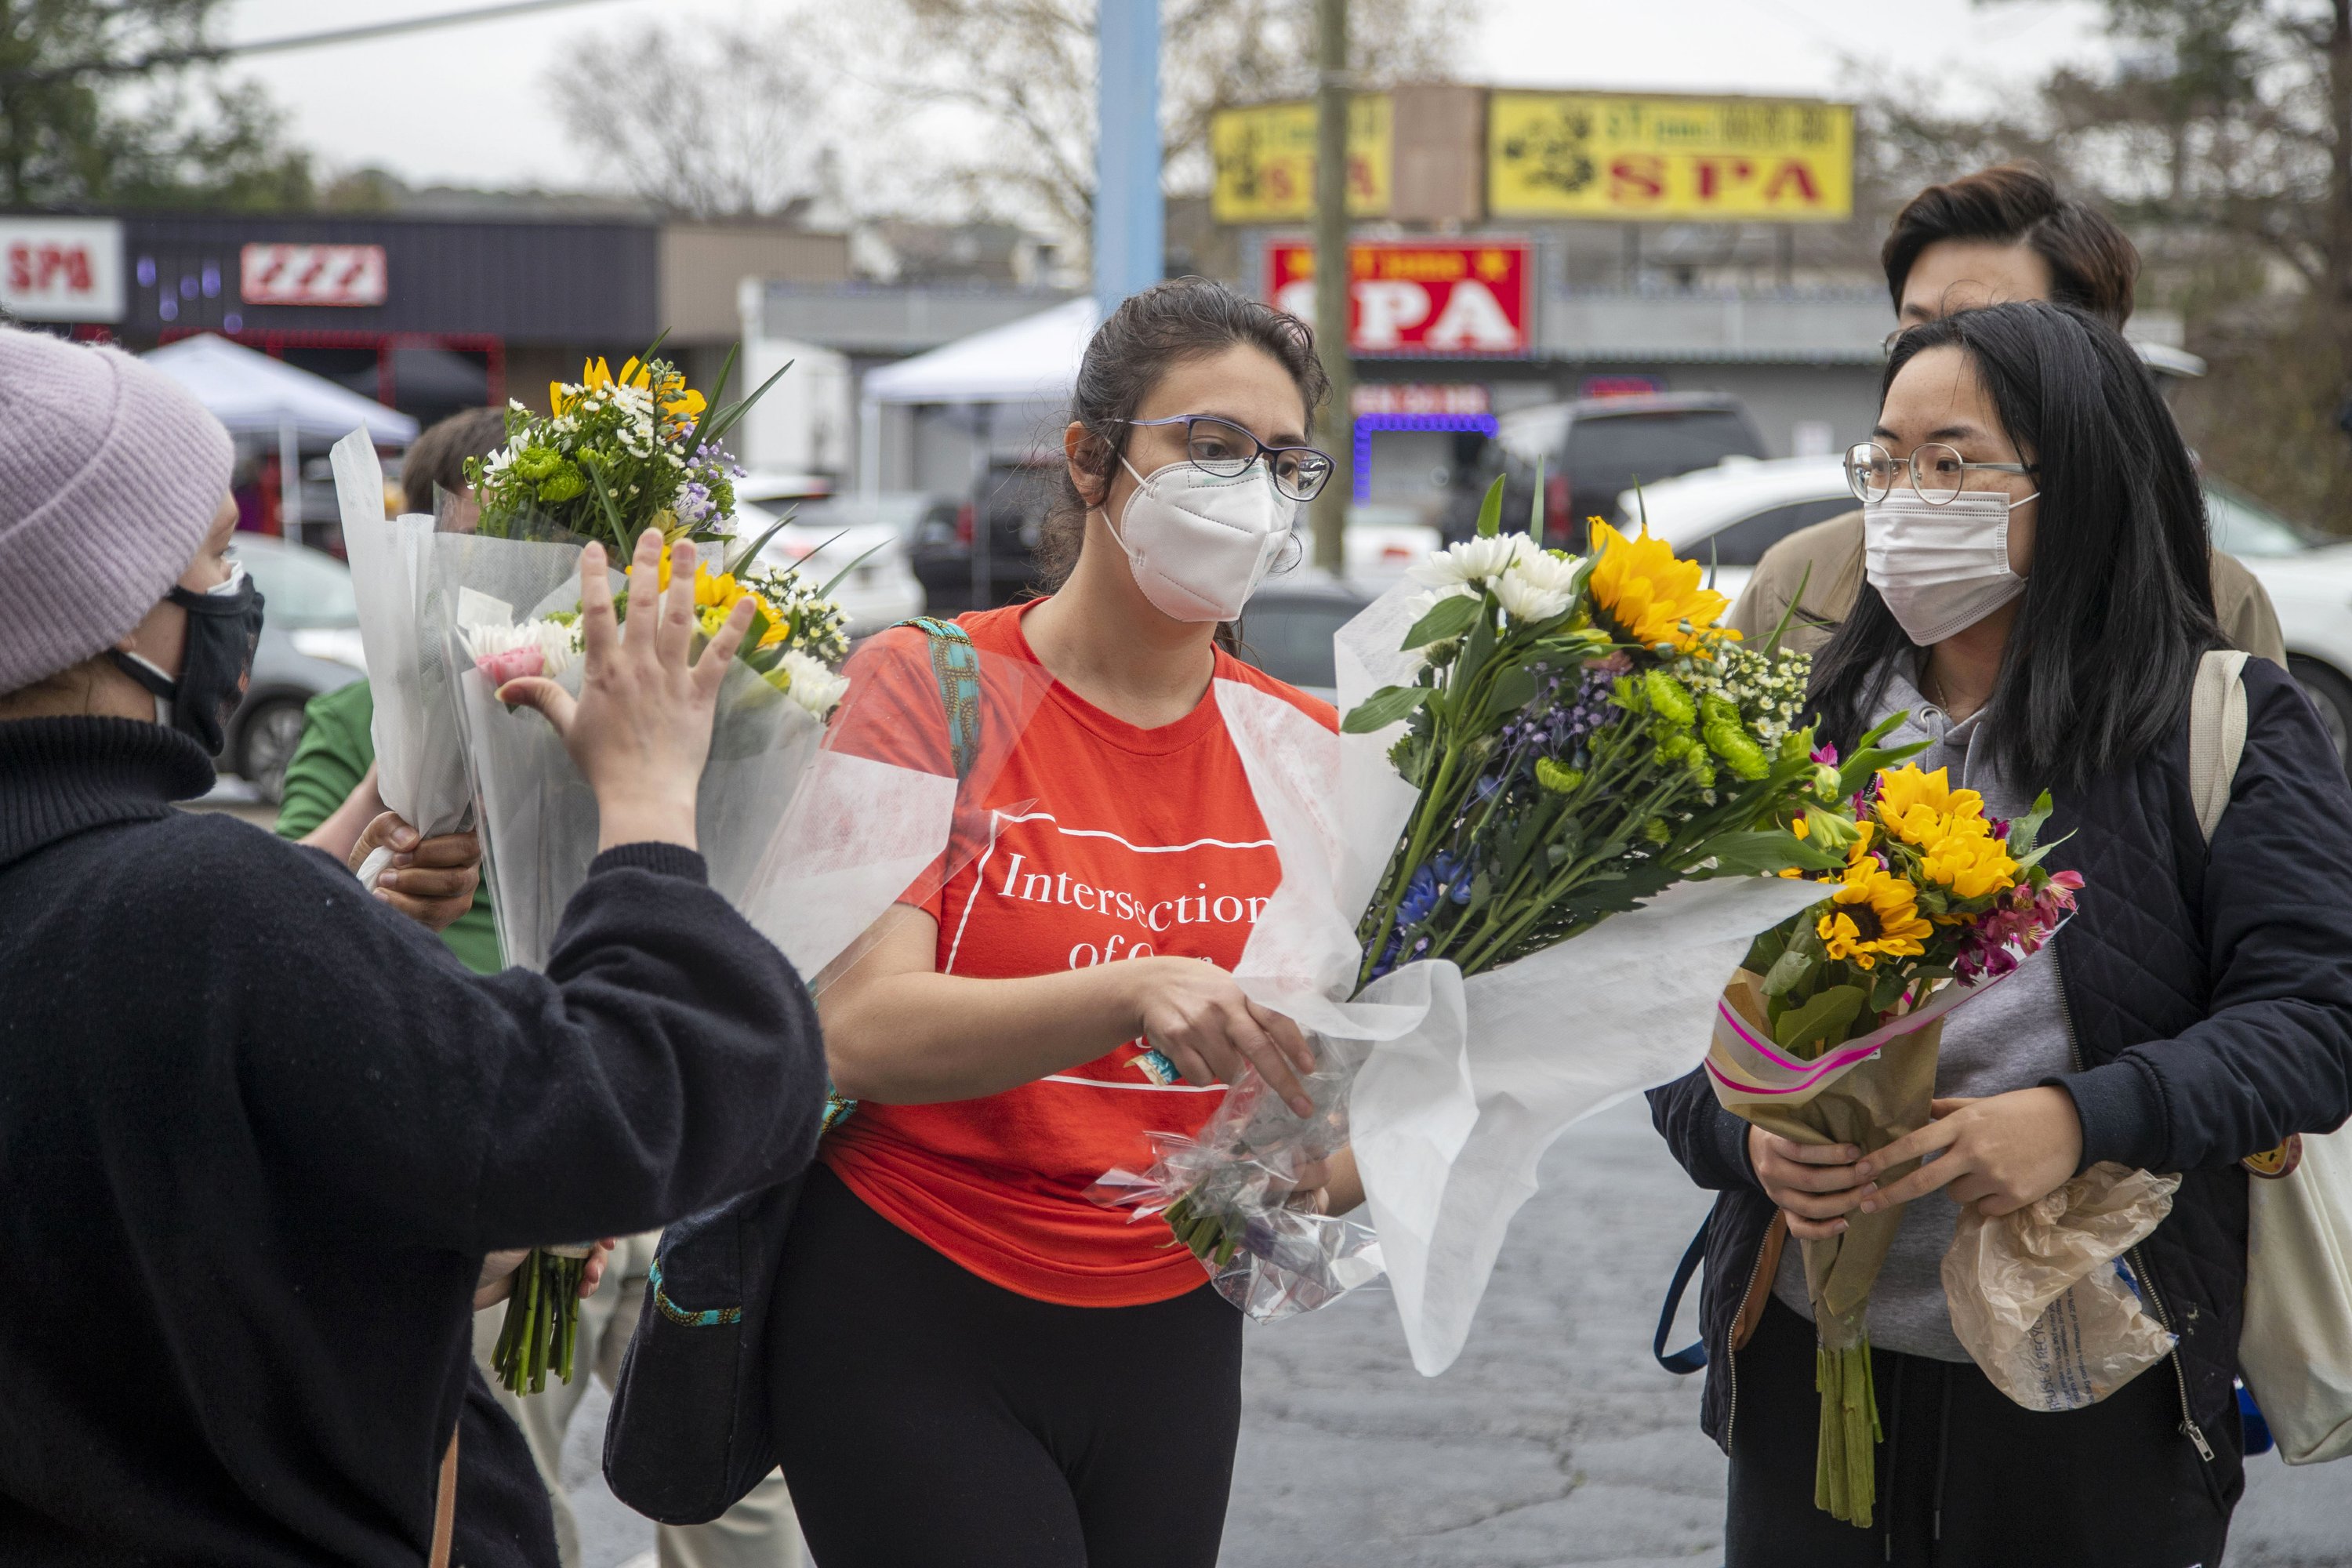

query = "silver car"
[[223, 535, 369, 803]]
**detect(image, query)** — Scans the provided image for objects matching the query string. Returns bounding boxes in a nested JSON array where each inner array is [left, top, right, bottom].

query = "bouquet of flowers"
[[1704, 760, 2083, 1526], [330, 343, 781, 887], [1093, 480, 1843, 1366], [453, 552, 1042, 1394], [466, 342, 779, 552]]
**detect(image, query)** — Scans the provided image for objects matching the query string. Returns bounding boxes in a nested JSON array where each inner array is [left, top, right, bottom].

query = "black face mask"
[[109, 568, 267, 756]]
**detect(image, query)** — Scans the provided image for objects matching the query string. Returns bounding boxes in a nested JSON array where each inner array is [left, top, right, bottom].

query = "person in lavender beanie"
[[0, 324, 827, 1568], [0, 328, 248, 728]]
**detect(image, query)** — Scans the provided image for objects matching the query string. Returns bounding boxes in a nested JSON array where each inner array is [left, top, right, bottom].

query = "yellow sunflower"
[[1873, 764, 1991, 848], [1586, 519, 1737, 653], [1816, 858, 1933, 970], [1918, 829, 2019, 901]]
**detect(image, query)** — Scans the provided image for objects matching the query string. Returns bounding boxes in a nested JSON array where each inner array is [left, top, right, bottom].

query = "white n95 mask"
[[1107, 455, 1296, 622], [1863, 487, 2037, 645]]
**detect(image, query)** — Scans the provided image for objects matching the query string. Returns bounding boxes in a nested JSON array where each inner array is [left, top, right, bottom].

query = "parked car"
[[1336, 504, 1443, 590], [909, 466, 1057, 615], [225, 533, 370, 803], [1229, 573, 1374, 704], [1446, 392, 1767, 547], [1615, 456, 2352, 765]]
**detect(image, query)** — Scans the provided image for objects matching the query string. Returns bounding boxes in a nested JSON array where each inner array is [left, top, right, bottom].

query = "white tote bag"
[[2193, 650, 2352, 1465]]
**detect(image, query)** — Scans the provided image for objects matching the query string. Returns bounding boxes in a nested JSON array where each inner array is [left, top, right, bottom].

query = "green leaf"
[[2005, 789, 2056, 856], [816, 536, 891, 599], [721, 508, 795, 577], [1529, 454, 1546, 539], [582, 458, 632, 555], [1771, 983, 1867, 1058], [1342, 684, 1432, 733], [1475, 473, 1504, 538], [701, 358, 796, 453], [1695, 828, 1839, 877], [1761, 941, 1817, 999], [1484, 662, 1539, 720], [1764, 558, 1813, 656], [1401, 592, 1483, 650]]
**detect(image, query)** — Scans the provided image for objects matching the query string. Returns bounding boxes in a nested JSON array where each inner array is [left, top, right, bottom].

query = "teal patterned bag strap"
[[821, 615, 985, 1135]]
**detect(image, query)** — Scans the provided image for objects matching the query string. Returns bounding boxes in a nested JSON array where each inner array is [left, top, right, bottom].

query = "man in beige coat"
[[1727, 162, 2286, 666]]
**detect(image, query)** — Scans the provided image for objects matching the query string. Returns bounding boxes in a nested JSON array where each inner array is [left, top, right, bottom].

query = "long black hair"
[[1809, 300, 2221, 791]]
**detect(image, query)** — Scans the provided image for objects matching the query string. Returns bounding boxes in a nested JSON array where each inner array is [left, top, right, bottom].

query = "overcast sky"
[[216, 0, 2108, 194]]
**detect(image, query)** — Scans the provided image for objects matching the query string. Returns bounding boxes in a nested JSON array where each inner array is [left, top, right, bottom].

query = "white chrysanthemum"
[[1410, 532, 1537, 589], [1494, 572, 1575, 624], [1510, 546, 1581, 590], [460, 618, 582, 680], [776, 648, 850, 718]]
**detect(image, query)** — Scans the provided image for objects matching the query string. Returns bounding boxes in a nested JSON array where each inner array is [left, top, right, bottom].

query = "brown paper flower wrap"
[[1704, 750, 2078, 1527]]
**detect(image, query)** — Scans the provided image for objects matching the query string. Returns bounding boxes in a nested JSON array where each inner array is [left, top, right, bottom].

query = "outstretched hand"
[[496, 531, 754, 853]]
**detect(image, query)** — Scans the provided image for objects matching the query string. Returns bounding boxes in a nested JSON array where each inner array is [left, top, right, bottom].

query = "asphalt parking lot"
[[564, 1095, 2352, 1568]]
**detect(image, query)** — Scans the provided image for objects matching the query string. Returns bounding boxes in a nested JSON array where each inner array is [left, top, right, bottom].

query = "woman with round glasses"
[[1651, 299, 2352, 1563], [766, 277, 1355, 1568]]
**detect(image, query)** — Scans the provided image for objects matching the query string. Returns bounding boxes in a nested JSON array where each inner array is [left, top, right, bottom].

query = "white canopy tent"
[[144, 333, 419, 541], [857, 296, 1098, 503]]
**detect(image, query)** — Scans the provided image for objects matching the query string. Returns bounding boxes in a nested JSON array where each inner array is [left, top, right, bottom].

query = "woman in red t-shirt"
[[768, 278, 1362, 1567]]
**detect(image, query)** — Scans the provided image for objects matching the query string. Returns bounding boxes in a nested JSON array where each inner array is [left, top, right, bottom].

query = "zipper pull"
[[2183, 1417, 2216, 1462]]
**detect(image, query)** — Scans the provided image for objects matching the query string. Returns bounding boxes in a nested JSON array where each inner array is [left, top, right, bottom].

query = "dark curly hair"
[[1037, 276, 1330, 591]]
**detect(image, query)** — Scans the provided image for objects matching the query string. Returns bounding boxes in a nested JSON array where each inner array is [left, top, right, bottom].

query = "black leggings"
[[1726, 1297, 2241, 1567], [767, 1165, 1244, 1568]]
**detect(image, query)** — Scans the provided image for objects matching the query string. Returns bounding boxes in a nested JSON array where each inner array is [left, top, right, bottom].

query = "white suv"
[[1617, 456, 2352, 764]]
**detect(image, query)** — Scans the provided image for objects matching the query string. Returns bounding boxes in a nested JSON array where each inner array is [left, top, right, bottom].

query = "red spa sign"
[[1267, 240, 1533, 357]]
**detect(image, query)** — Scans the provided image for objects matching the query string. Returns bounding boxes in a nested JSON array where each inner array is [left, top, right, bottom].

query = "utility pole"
[[1310, 0, 1352, 573], [1095, 0, 1164, 321]]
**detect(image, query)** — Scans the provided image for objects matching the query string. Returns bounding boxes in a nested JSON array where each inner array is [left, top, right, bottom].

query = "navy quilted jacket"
[[1650, 656, 2352, 1486]]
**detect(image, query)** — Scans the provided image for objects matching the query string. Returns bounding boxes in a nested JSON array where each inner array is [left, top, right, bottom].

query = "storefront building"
[[0, 210, 848, 427]]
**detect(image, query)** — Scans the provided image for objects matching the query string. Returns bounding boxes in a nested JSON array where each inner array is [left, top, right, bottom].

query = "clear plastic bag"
[[1941, 1161, 2180, 1412], [1091, 1033, 1384, 1322]]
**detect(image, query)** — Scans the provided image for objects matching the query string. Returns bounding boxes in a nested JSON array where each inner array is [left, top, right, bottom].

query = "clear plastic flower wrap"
[[332, 430, 583, 886], [1092, 1033, 1384, 1321], [453, 613, 1049, 984]]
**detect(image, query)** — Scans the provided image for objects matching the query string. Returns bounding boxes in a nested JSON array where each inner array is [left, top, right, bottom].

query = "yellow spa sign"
[[1210, 96, 1392, 223], [1488, 92, 1853, 221]]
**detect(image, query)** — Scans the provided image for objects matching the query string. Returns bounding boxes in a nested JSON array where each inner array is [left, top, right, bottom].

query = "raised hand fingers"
[[577, 543, 617, 665], [1786, 1212, 1849, 1241], [658, 539, 699, 666], [694, 597, 756, 697], [622, 528, 666, 648]]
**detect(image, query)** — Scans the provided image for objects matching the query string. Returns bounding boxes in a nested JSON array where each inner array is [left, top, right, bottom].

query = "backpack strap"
[[2191, 648, 2295, 1178], [1652, 1218, 1711, 1374], [2189, 648, 2249, 846], [904, 615, 982, 782]]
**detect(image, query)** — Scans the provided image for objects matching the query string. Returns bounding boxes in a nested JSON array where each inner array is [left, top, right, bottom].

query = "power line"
[[0, 0, 636, 87]]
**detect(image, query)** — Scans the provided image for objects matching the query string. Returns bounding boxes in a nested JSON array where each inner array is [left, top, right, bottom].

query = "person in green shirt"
[[275, 677, 503, 973]]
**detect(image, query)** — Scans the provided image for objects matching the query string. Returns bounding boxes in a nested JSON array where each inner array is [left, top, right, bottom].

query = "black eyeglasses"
[[1121, 415, 1334, 502]]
